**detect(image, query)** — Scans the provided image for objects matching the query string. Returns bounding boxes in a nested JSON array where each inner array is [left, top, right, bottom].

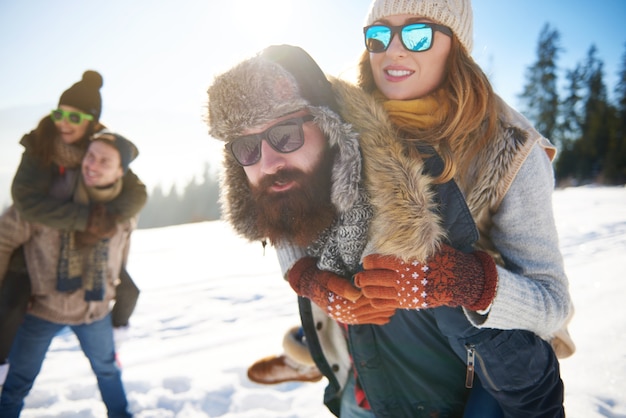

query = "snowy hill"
[[13, 186, 626, 418]]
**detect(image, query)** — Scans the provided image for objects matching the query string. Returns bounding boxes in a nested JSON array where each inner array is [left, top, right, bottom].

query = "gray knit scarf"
[[307, 187, 373, 277]]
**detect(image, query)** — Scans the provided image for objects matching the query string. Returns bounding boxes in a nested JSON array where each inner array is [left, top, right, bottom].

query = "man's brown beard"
[[250, 148, 337, 246]]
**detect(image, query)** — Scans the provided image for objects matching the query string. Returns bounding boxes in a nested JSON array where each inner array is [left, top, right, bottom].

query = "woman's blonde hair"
[[358, 36, 498, 183]]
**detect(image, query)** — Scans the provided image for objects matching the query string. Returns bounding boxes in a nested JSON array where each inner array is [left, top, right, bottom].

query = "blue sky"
[[1, 0, 624, 110], [0, 0, 625, 194]]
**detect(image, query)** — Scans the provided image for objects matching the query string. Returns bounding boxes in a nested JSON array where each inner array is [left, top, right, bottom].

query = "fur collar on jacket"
[[331, 77, 445, 262]]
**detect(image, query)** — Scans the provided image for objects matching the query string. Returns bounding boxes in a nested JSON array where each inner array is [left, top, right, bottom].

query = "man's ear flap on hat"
[[117, 137, 139, 173], [126, 141, 139, 163]]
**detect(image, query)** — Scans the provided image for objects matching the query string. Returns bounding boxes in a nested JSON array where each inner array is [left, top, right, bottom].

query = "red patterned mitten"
[[354, 245, 498, 311], [288, 257, 395, 325]]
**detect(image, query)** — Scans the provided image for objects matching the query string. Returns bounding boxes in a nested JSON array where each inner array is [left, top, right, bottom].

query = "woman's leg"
[[72, 313, 131, 418], [0, 248, 32, 364], [110, 267, 139, 328]]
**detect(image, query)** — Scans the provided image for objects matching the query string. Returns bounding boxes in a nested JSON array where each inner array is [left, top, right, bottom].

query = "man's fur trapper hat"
[[206, 45, 362, 242]]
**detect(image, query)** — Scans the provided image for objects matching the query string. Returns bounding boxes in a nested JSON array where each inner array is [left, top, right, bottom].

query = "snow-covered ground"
[[12, 185, 626, 417]]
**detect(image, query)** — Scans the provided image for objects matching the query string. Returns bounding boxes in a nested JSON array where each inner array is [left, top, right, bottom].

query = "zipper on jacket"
[[465, 344, 499, 391], [465, 345, 475, 388]]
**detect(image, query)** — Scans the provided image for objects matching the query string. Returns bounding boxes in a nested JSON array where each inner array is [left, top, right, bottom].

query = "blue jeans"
[[0, 313, 131, 418], [340, 372, 376, 418], [340, 367, 503, 418]]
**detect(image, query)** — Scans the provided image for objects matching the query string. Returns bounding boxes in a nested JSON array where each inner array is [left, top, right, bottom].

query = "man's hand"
[[288, 257, 361, 302], [288, 257, 395, 325], [86, 203, 118, 239]]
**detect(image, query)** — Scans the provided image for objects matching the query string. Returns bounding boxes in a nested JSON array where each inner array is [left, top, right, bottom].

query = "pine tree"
[[607, 42, 626, 183], [554, 64, 585, 181], [559, 65, 584, 147], [519, 23, 561, 142], [578, 45, 613, 180]]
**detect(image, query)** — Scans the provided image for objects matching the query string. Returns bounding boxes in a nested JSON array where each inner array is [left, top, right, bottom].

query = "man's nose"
[[258, 140, 286, 174]]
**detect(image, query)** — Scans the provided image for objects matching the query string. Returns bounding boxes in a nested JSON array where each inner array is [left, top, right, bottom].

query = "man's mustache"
[[257, 169, 305, 192]]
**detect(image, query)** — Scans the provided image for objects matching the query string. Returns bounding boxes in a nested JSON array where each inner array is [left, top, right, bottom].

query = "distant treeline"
[[137, 163, 221, 229]]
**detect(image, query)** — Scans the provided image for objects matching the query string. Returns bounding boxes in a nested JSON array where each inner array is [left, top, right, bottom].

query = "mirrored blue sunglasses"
[[364, 22, 452, 53]]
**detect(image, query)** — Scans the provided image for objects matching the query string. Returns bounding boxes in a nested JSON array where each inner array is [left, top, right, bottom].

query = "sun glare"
[[226, 0, 295, 52]]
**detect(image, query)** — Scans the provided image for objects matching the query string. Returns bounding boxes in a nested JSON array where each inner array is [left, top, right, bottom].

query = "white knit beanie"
[[364, 0, 473, 54]]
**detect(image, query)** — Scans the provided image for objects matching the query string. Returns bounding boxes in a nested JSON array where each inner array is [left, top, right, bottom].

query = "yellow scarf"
[[374, 89, 449, 135]]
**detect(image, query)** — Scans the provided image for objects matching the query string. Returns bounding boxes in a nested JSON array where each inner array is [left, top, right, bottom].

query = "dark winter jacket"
[[295, 140, 478, 417]]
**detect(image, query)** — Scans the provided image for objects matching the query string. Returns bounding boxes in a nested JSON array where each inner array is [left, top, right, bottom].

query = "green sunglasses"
[[50, 109, 94, 125], [364, 22, 452, 53]]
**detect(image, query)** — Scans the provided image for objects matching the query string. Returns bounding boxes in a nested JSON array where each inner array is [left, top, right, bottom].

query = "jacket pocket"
[[468, 329, 554, 393]]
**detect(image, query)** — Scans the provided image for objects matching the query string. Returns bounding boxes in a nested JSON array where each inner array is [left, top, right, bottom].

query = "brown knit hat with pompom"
[[58, 70, 104, 121]]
